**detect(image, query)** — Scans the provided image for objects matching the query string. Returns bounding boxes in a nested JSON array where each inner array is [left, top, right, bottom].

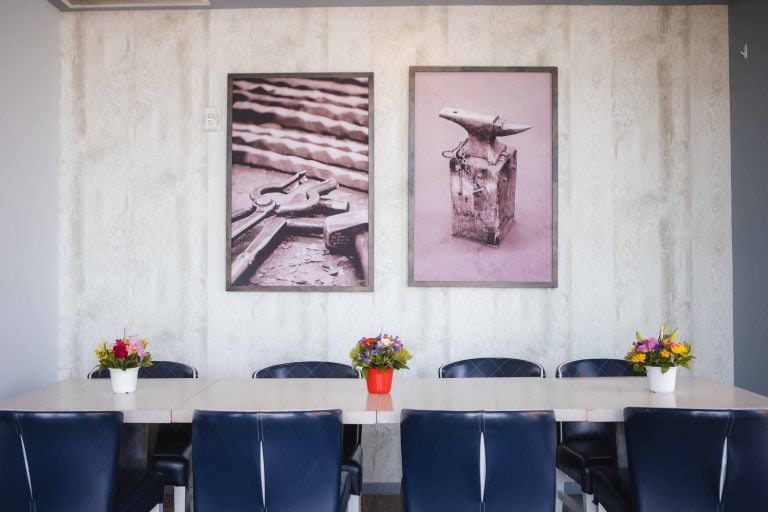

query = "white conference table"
[[2, 376, 768, 424], [0, 378, 378, 424], [375, 376, 768, 423], [171, 378, 377, 424], [0, 378, 216, 423]]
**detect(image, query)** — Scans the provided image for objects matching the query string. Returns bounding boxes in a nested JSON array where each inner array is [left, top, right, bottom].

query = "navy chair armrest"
[[339, 470, 352, 512], [592, 468, 632, 512], [115, 470, 166, 512]]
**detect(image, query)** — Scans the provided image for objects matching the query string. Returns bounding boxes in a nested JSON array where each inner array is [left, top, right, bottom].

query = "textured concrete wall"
[[60, 5, 731, 481], [0, 0, 60, 399]]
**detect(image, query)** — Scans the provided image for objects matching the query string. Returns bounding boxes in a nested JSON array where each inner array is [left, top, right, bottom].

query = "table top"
[[0, 378, 217, 423], [2, 376, 768, 424], [171, 378, 377, 424], [375, 376, 768, 423]]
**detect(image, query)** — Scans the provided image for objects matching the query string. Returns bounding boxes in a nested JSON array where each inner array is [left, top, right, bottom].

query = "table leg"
[[615, 422, 627, 469], [119, 423, 158, 473]]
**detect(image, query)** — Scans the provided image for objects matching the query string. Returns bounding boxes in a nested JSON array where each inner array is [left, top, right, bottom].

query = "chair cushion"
[[115, 470, 165, 512], [154, 423, 192, 486], [342, 443, 363, 495], [153, 423, 192, 487], [556, 439, 615, 494], [592, 468, 632, 512], [154, 454, 189, 487]]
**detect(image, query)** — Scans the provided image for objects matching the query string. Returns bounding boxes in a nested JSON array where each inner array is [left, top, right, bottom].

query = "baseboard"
[[362, 482, 401, 495]]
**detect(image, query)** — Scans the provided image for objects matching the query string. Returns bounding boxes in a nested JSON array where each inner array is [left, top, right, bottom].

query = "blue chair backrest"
[[557, 358, 641, 442], [439, 357, 545, 378], [625, 408, 730, 512], [557, 358, 638, 378], [193, 409, 342, 512], [401, 409, 556, 512], [0, 411, 31, 509], [722, 409, 768, 509], [88, 360, 198, 379], [16, 411, 123, 512], [253, 361, 359, 379]]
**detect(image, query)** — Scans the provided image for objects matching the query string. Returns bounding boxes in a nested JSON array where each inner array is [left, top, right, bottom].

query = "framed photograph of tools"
[[226, 73, 373, 291], [408, 66, 557, 288]]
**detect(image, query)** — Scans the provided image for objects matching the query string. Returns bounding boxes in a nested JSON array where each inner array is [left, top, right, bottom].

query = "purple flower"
[[636, 338, 659, 353]]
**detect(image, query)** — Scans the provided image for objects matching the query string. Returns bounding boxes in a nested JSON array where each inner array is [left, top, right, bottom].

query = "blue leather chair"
[[400, 409, 556, 512], [722, 409, 768, 509], [0, 411, 31, 509], [253, 361, 363, 510], [89, 360, 198, 512], [193, 409, 351, 512], [555, 359, 641, 511], [626, 408, 731, 511], [253, 361, 360, 379], [2, 410, 163, 512], [593, 407, 734, 512], [89, 360, 198, 380], [438, 357, 545, 378]]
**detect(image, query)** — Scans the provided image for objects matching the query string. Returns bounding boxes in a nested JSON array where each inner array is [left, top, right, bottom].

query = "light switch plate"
[[203, 106, 221, 131]]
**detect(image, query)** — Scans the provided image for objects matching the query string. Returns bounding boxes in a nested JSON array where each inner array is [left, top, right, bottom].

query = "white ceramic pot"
[[646, 366, 678, 393], [109, 367, 139, 394]]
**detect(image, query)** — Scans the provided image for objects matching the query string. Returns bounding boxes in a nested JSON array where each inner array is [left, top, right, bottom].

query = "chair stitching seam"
[[14, 413, 35, 506]]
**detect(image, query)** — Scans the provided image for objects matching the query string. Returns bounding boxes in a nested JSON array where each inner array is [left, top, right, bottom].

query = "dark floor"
[[362, 495, 402, 512], [165, 490, 403, 511]]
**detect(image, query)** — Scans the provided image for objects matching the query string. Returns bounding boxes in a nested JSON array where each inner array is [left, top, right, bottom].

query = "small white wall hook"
[[740, 44, 748, 60]]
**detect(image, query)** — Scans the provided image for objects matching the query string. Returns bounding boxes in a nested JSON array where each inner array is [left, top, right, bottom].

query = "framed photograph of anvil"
[[226, 73, 374, 291], [408, 66, 558, 288]]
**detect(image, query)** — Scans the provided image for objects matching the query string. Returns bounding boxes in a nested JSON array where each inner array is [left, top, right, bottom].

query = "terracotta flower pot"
[[366, 368, 394, 394]]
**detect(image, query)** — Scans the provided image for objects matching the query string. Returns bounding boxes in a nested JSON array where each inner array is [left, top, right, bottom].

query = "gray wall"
[[731, 0, 768, 395], [0, 0, 60, 399]]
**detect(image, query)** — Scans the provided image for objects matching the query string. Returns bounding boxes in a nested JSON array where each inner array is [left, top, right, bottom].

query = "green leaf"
[[667, 328, 679, 343]]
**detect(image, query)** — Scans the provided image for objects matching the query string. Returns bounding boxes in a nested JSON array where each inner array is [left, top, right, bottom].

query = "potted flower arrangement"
[[350, 333, 412, 394], [625, 325, 693, 393], [94, 336, 153, 393]]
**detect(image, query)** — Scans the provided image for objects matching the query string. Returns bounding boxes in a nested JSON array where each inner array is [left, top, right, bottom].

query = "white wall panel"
[[0, 0, 60, 399]]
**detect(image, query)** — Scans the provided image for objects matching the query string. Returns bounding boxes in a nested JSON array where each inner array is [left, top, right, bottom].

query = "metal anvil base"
[[449, 149, 517, 246]]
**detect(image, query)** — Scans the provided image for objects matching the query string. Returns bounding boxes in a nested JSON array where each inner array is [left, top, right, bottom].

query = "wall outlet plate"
[[203, 106, 221, 131]]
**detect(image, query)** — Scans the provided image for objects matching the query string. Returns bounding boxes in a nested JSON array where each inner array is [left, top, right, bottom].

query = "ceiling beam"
[[46, 0, 728, 13]]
